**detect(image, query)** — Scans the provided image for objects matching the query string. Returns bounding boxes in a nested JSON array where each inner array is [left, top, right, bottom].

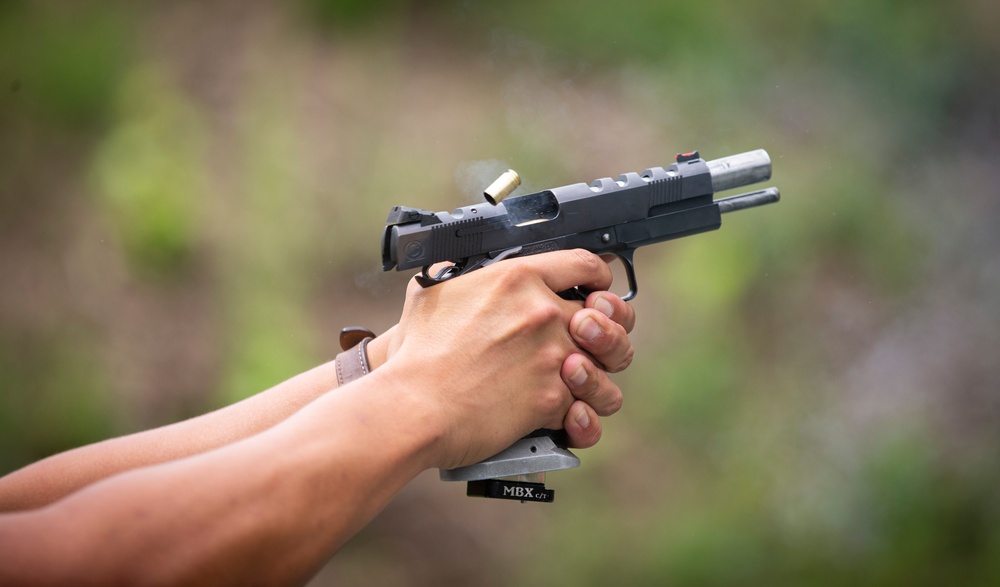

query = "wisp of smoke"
[[453, 159, 518, 204]]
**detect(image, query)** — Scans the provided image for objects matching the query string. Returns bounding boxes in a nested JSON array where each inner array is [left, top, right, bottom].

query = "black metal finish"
[[380, 149, 781, 503], [466, 479, 556, 503], [381, 150, 778, 302]]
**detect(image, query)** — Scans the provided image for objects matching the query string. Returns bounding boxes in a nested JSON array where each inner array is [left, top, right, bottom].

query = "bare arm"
[[0, 250, 635, 585], [0, 364, 444, 586], [0, 269, 632, 512], [0, 333, 398, 512]]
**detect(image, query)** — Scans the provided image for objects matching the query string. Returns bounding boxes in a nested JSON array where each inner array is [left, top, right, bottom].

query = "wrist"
[[364, 326, 393, 370], [353, 359, 446, 473]]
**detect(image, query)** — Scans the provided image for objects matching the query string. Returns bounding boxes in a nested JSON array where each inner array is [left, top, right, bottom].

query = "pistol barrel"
[[707, 149, 772, 192]]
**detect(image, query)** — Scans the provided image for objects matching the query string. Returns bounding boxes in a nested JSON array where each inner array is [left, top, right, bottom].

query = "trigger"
[[414, 246, 524, 289], [415, 264, 462, 288], [480, 246, 523, 267]]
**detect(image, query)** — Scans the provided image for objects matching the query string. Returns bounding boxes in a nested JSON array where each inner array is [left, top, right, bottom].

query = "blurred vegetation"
[[91, 66, 206, 279], [2, 0, 998, 585], [0, 329, 112, 474], [0, 1, 131, 128]]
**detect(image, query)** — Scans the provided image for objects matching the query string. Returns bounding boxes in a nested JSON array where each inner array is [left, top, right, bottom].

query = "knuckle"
[[622, 346, 635, 368], [538, 386, 568, 416], [609, 344, 634, 373], [524, 302, 565, 336], [583, 320, 633, 371], [589, 372, 623, 416], [605, 387, 624, 416], [617, 301, 637, 333], [493, 264, 525, 291], [571, 248, 601, 271], [572, 249, 608, 282], [537, 300, 565, 323], [539, 345, 566, 372], [625, 303, 637, 326]]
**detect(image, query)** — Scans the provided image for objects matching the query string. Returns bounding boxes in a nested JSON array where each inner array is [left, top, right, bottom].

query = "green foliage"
[[763, 151, 923, 296], [2, 1, 998, 585], [452, 0, 968, 146], [215, 67, 321, 404], [636, 329, 745, 451], [0, 329, 115, 473], [219, 291, 317, 404], [853, 437, 1000, 585], [302, 0, 409, 29], [456, 1, 748, 66], [0, 2, 131, 128], [90, 66, 206, 279]]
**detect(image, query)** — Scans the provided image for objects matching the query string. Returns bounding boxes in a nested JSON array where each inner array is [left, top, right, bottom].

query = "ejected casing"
[[484, 169, 521, 205]]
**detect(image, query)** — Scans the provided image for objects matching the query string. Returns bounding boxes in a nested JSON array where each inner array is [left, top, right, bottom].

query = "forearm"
[[0, 361, 434, 586], [0, 335, 392, 512], [0, 250, 636, 584]]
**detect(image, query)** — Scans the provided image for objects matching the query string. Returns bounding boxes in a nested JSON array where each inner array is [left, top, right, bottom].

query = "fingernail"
[[568, 364, 588, 387], [576, 316, 601, 342], [594, 295, 614, 318], [575, 406, 591, 429]]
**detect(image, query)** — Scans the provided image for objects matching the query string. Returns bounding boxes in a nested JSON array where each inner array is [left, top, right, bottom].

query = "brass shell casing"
[[483, 169, 521, 205]]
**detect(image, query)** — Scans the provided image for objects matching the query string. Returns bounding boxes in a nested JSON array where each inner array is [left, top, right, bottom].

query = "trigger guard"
[[611, 250, 638, 301]]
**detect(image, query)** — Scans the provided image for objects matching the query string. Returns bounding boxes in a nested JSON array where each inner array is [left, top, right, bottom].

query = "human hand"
[[561, 290, 635, 450], [370, 250, 634, 470]]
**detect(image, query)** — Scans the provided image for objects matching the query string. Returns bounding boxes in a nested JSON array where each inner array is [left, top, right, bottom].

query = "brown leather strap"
[[339, 326, 376, 352], [335, 329, 375, 386]]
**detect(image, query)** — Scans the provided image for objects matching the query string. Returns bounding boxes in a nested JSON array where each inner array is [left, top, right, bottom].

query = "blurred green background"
[[2, 0, 999, 585]]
